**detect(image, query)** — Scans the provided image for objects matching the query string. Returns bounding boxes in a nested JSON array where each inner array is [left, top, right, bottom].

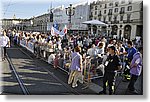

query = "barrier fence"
[[20, 39, 105, 83]]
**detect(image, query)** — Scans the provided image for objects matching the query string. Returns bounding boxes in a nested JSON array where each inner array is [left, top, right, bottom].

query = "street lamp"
[[30, 17, 34, 32], [65, 4, 75, 33], [78, 16, 83, 33]]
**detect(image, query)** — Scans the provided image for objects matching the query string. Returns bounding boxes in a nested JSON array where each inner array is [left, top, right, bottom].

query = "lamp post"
[[65, 4, 75, 34], [78, 16, 83, 34]]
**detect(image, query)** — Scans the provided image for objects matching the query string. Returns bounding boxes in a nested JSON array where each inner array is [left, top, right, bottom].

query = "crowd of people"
[[0, 29, 143, 95]]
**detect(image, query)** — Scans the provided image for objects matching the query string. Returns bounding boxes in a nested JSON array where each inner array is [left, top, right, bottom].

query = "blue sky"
[[1, 0, 96, 19]]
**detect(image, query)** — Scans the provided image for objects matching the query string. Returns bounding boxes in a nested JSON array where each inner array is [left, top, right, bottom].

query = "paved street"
[[1, 45, 96, 95], [1, 0, 143, 95]]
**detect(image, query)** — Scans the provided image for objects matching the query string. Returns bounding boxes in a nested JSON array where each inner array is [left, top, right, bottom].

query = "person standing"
[[68, 46, 83, 88], [99, 46, 121, 95], [1, 31, 10, 61], [123, 41, 137, 81], [126, 41, 137, 62], [8, 30, 12, 43], [127, 47, 143, 94]]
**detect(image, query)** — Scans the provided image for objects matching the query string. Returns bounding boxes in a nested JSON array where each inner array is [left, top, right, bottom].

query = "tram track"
[[6, 46, 81, 95], [6, 54, 30, 95], [18, 48, 80, 95]]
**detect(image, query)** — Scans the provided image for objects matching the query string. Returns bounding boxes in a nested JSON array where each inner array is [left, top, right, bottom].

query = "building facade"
[[90, 0, 143, 40], [1, 14, 32, 31], [35, 2, 90, 33], [2, 19, 21, 30], [30, 13, 50, 32], [48, 2, 90, 34], [2, 0, 142, 40], [52, 5, 68, 30], [71, 2, 90, 32], [1, 2, 91, 34]]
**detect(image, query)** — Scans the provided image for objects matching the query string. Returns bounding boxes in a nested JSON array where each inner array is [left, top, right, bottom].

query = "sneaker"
[[78, 77, 84, 84], [98, 91, 106, 95], [68, 82, 71, 85], [2, 58, 5, 61], [79, 80, 83, 84], [72, 84, 78, 88]]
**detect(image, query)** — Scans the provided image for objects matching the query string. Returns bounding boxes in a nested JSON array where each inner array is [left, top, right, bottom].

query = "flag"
[[53, 21, 59, 30], [59, 25, 67, 37], [63, 25, 67, 34], [51, 26, 60, 36]]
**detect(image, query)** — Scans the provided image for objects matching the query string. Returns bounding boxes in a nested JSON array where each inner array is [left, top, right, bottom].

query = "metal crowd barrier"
[[20, 39, 105, 82], [20, 39, 34, 53]]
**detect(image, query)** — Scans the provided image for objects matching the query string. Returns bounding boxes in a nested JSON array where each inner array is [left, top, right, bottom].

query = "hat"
[[108, 46, 116, 51]]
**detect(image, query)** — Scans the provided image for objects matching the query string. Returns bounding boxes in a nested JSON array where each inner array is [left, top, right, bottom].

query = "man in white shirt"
[[87, 44, 98, 57], [1, 31, 10, 61], [97, 42, 105, 55]]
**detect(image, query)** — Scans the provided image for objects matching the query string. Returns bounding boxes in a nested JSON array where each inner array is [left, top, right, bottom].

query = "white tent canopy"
[[82, 20, 108, 26], [82, 20, 108, 35]]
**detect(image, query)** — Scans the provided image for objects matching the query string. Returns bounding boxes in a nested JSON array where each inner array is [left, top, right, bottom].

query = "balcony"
[[130, 19, 143, 23], [123, 20, 131, 23], [98, 13, 102, 16], [89, 15, 93, 18], [104, 21, 108, 24], [111, 21, 119, 24]]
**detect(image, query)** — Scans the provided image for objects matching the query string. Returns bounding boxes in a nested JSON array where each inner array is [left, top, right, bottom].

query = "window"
[[91, 12, 93, 16], [127, 14, 131, 21], [109, 9, 113, 13], [94, 17, 97, 20], [121, 0, 125, 4], [114, 8, 118, 13], [121, 7, 125, 13], [109, 3, 113, 6], [100, 5, 102, 8], [127, 6, 132, 11], [114, 16, 117, 21], [103, 16, 106, 22], [104, 10, 107, 14], [109, 16, 112, 21], [140, 1, 143, 11], [90, 6, 93, 9], [95, 6, 97, 10], [95, 11, 97, 15], [99, 11, 101, 16], [115, 2, 119, 7], [108, 9, 112, 15], [128, 0, 132, 4], [100, 11, 101, 14], [99, 17, 101, 21], [120, 15, 123, 21], [105, 4, 107, 8]]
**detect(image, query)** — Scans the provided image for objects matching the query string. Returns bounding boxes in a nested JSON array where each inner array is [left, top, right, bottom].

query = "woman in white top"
[[1, 31, 10, 61]]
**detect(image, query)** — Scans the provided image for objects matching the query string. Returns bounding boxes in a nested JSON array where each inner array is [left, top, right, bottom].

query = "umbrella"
[[82, 20, 108, 26]]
